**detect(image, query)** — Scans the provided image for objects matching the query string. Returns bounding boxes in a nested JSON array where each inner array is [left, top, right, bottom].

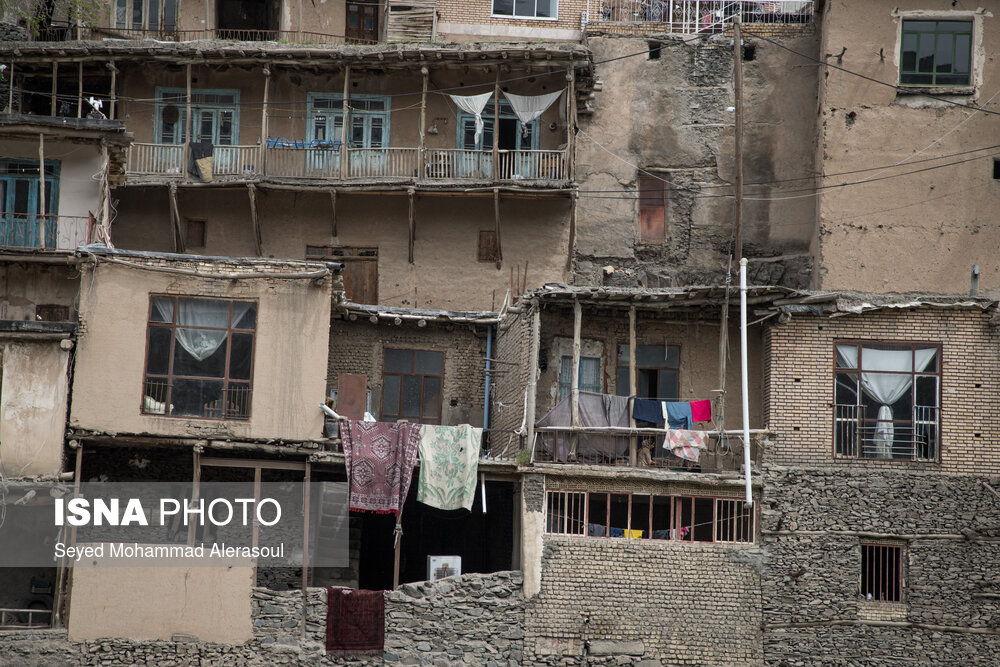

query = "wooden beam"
[[50, 61, 57, 116], [76, 61, 83, 118], [185, 63, 192, 172], [168, 182, 185, 253], [248, 183, 262, 256], [569, 298, 581, 461], [37, 135, 46, 238], [107, 60, 117, 120], [407, 187, 416, 264], [567, 190, 576, 272], [100, 142, 110, 239], [261, 66, 270, 174], [493, 187, 502, 269], [7, 60, 12, 113], [628, 305, 637, 467], [492, 68, 500, 180], [526, 301, 540, 461], [340, 66, 351, 177], [301, 461, 311, 638], [566, 67, 575, 181], [419, 66, 428, 179], [328, 188, 338, 240]]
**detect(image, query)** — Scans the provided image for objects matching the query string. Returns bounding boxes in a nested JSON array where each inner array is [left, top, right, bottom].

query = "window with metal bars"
[[861, 543, 903, 603], [544, 490, 755, 543]]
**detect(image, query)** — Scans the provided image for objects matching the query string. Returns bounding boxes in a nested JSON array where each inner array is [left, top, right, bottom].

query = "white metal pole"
[[740, 257, 752, 505]]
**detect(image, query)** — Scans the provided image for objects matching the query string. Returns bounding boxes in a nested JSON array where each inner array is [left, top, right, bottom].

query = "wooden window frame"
[[832, 340, 942, 462], [615, 343, 681, 399], [860, 542, 904, 603], [557, 354, 602, 402], [380, 347, 444, 425], [142, 294, 257, 421], [544, 489, 755, 544]]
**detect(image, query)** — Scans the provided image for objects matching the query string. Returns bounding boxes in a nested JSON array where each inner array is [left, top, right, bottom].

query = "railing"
[[0, 212, 91, 251], [834, 404, 939, 461], [129, 143, 185, 176], [142, 377, 252, 420], [497, 150, 568, 181], [583, 0, 814, 33], [346, 147, 421, 179], [29, 25, 374, 45], [266, 144, 341, 179], [425, 149, 494, 180], [213, 145, 261, 177], [0, 607, 51, 629], [533, 426, 764, 472]]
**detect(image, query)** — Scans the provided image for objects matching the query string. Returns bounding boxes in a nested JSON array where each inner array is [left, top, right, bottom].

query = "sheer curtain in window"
[[154, 298, 251, 361]]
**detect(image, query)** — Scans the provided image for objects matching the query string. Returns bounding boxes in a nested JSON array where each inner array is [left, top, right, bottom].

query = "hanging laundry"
[[326, 588, 385, 655], [417, 424, 483, 511], [341, 420, 421, 515], [632, 397, 665, 424], [502, 89, 565, 137], [608, 526, 625, 538], [187, 141, 214, 181], [690, 399, 712, 423], [587, 522, 607, 537], [449, 92, 493, 144], [625, 529, 644, 539], [662, 402, 694, 430], [664, 429, 709, 463]]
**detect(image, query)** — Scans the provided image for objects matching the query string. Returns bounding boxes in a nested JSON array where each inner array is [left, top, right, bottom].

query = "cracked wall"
[[574, 34, 819, 289]]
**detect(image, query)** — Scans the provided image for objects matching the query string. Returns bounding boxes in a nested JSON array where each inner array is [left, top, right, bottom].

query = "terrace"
[[583, 0, 814, 36]]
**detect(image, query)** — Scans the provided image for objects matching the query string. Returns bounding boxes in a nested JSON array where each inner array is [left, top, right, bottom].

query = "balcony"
[[834, 404, 939, 461], [583, 0, 814, 35], [0, 213, 91, 252], [127, 143, 570, 184], [31, 25, 371, 45]]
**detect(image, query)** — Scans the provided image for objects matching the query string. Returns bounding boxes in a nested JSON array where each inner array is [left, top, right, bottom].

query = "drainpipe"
[[739, 258, 752, 506], [483, 324, 493, 436]]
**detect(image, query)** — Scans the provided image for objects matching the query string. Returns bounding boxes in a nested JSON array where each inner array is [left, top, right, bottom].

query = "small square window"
[[861, 543, 903, 602], [992, 159, 1000, 180]]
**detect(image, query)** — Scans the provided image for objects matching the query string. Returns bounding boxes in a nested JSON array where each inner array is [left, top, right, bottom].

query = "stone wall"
[[0, 572, 525, 666]]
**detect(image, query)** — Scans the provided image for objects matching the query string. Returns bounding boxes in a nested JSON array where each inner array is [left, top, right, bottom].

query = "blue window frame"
[[455, 100, 540, 178], [0, 159, 60, 250], [154, 88, 241, 145], [307, 93, 390, 148]]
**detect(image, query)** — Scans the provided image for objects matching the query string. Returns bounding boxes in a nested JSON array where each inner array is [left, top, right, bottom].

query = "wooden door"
[[346, 1, 379, 42], [341, 258, 378, 304]]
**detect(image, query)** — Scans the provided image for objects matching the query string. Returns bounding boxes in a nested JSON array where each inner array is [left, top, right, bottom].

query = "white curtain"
[[502, 90, 565, 137], [154, 298, 251, 362], [836, 345, 938, 456], [449, 92, 493, 145]]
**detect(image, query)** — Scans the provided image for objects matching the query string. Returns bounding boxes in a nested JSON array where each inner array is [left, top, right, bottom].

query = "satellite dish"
[[162, 104, 179, 126]]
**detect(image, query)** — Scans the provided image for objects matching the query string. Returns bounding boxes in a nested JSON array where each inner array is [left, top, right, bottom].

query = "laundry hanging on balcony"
[[501, 89, 565, 137], [448, 92, 493, 144], [187, 140, 214, 182]]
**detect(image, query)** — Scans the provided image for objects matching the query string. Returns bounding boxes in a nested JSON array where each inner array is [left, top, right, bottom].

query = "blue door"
[[0, 161, 58, 250]]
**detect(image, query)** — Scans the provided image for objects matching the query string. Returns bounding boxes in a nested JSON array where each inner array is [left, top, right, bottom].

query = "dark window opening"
[[34, 304, 70, 322], [861, 543, 902, 602], [381, 348, 443, 424], [742, 43, 757, 62], [185, 219, 206, 249], [142, 295, 257, 420], [217, 0, 280, 38], [993, 158, 1000, 180], [648, 41, 662, 59], [616, 344, 680, 399], [0, 567, 57, 629], [357, 480, 515, 590], [478, 230, 499, 263]]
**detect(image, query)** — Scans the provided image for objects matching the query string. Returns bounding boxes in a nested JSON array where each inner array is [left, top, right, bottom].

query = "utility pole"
[[733, 15, 745, 268]]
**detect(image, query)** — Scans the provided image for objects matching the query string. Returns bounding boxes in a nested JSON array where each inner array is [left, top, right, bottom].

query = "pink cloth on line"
[[342, 420, 421, 515], [664, 429, 709, 463], [690, 399, 712, 423]]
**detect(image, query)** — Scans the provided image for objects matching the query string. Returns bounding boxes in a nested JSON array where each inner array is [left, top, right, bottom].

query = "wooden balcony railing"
[[0, 213, 91, 252], [128, 143, 571, 184]]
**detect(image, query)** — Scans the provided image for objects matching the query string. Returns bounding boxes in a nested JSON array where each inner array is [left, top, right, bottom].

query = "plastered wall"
[[815, 1, 1000, 294], [112, 188, 571, 312], [0, 264, 80, 321], [574, 35, 818, 289], [0, 340, 69, 476], [69, 258, 332, 441], [3, 137, 103, 220]]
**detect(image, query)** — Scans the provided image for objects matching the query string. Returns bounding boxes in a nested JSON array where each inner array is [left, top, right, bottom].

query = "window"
[[115, 0, 178, 32], [458, 100, 538, 152], [861, 543, 902, 602], [492, 0, 556, 19], [155, 88, 240, 145], [900, 20, 972, 87], [306, 246, 378, 304], [477, 230, 499, 263], [545, 490, 755, 543], [558, 355, 601, 401], [616, 344, 680, 399], [143, 295, 256, 420], [186, 219, 206, 248], [307, 94, 389, 148], [35, 304, 70, 321], [834, 342, 940, 460], [381, 348, 443, 424], [0, 159, 59, 251], [638, 174, 665, 243]]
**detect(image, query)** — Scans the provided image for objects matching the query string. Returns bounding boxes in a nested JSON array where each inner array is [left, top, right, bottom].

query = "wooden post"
[[567, 190, 577, 272], [407, 187, 416, 264], [392, 519, 402, 590], [108, 61, 117, 120], [569, 298, 582, 461], [203, 0, 210, 38], [38, 133, 46, 249], [189, 448, 201, 547], [51, 61, 57, 116], [298, 0, 303, 41], [248, 184, 262, 256], [628, 305, 637, 467], [340, 66, 351, 177], [261, 66, 271, 174], [493, 187, 503, 269], [566, 67, 575, 181], [76, 62, 83, 118], [526, 300, 540, 461], [100, 142, 110, 238], [185, 63, 193, 174], [7, 60, 13, 113], [733, 16, 744, 268], [329, 188, 338, 240], [301, 461, 311, 638], [419, 66, 428, 179], [168, 183, 185, 253], [492, 68, 500, 180], [61, 444, 84, 629]]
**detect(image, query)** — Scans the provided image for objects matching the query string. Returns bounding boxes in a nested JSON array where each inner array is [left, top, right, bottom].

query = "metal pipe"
[[739, 257, 752, 506], [483, 324, 493, 432]]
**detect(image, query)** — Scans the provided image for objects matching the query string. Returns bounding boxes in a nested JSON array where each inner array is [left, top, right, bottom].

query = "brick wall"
[[437, 0, 587, 37], [764, 307, 1000, 474], [327, 317, 486, 427], [492, 310, 532, 455]]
